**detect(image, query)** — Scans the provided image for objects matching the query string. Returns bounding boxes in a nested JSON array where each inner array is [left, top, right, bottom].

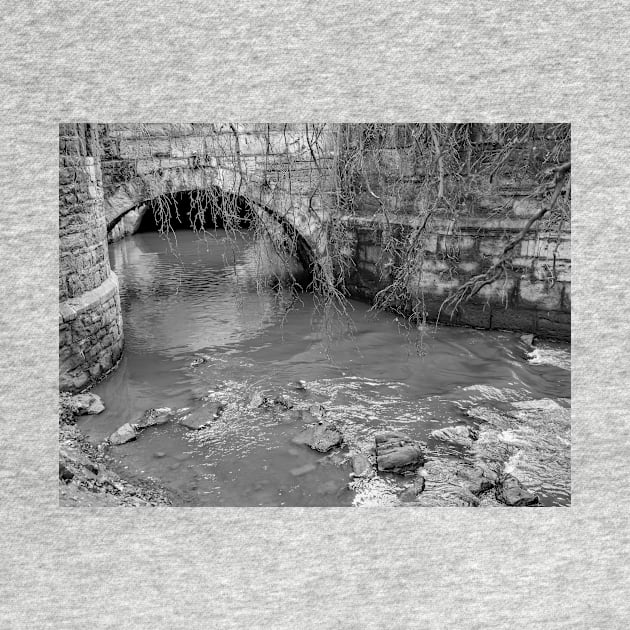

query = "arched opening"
[[137, 189, 254, 232], [107, 186, 316, 290]]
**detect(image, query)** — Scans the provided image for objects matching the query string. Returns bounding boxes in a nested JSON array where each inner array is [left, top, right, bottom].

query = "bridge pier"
[[59, 124, 124, 391]]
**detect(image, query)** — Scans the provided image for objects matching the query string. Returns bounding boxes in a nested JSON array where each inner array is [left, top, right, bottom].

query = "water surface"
[[82, 230, 571, 506]]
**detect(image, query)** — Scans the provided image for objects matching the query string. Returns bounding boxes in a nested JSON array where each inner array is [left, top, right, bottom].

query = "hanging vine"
[[95, 122, 571, 340]]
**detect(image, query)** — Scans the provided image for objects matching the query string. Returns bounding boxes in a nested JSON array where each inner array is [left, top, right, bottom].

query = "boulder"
[[135, 407, 173, 429], [496, 475, 539, 506], [375, 431, 424, 476], [70, 393, 105, 415], [178, 402, 225, 430], [271, 393, 293, 409], [108, 423, 138, 445], [292, 422, 343, 453], [350, 453, 373, 478], [399, 478, 426, 502], [456, 465, 497, 496], [248, 392, 266, 409], [290, 380, 308, 390], [431, 425, 479, 446]]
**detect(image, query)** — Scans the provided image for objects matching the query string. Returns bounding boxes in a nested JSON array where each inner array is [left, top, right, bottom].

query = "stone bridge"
[[59, 123, 570, 392], [100, 124, 335, 258], [59, 123, 335, 391]]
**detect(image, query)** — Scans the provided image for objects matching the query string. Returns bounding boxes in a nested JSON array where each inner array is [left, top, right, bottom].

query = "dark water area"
[[82, 230, 571, 507]]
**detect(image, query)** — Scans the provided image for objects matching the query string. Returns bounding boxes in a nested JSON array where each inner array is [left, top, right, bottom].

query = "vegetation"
[[99, 123, 571, 335]]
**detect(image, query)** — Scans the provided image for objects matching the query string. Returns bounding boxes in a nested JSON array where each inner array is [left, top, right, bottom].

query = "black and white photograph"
[[59, 123, 571, 507]]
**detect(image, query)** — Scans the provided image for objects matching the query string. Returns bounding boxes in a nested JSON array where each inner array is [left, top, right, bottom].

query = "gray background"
[[1, 1, 628, 627]]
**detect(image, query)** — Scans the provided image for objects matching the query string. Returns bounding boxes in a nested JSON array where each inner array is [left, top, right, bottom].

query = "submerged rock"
[[290, 463, 318, 477], [350, 453, 373, 478], [290, 380, 308, 391], [399, 477, 426, 502], [190, 353, 212, 368], [271, 393, 293, 409], [108, 423, 138, 445], [135, 407, 173, 429], [496, 474, 539, 506], [178, 402, 225, 430], [431, 425, 479, 446], [292, 422, 343, 453], [375, 431, 424, 476], [70, 393, 105, 416]]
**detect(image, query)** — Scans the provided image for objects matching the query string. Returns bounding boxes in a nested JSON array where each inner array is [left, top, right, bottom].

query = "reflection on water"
[[83, 230, 571, 507]]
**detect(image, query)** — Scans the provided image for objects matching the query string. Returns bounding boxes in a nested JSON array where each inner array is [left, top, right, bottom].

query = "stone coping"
[[342, 213, 571, 239], [59, 272, 119, 324]]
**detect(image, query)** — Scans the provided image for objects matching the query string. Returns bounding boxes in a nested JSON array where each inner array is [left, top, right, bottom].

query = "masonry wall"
[[97, 123, 336, 249], [343, 126, 571, 340], [59, 124, 124, 391], [58, 124, 570, 395]]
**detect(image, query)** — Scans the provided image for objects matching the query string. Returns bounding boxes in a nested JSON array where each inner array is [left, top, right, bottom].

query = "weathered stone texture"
[[344, 126, 571, 340], [98, 124, 336, 247], [59, 124, 124, 392]]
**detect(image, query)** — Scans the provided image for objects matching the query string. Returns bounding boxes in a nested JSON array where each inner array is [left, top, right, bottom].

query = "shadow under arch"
[[106, 186, 317, 285]]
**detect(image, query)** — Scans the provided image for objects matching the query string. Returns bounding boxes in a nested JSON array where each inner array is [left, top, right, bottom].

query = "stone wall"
[[97, 123, 336, 257], [59, 124, 123, 391], [343, 125, 571, 340], [58, 124, 570, 393]]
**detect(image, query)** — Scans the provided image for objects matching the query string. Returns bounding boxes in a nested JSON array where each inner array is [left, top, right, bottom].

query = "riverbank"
[[62, 335, 570, 507], [59, 393, 173, 507]]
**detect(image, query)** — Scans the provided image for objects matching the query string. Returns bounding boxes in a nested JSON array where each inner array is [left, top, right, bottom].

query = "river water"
[[82, 230, 571, 507]]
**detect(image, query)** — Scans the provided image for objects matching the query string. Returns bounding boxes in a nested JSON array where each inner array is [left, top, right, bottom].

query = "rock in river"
[[399, 477, 426, 502], [108, 423, 138, 445], [375, 431, 424, 476], [271, 393, 293, 409], [178, 402, 225, 430], [70, 393, 105, 416], [456, 465, 497, 496], [431, 424, 479, 446], [135, 407, 173, 429], [495, 474, 539, 506], [292, 421, 343, 453], [350, 453, 373, 478]]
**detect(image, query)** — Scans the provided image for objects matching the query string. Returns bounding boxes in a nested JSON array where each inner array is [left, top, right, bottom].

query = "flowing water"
[[81, 230, 571, 507]]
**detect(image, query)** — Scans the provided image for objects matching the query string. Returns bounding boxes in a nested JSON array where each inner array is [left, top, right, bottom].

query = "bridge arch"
[[102, 164, 329, 266]]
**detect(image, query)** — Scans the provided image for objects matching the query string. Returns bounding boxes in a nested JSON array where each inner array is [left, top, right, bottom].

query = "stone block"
[[520, 236, 570, 261], [458, 261, 480, 274], [512, 198, 541, 218], [479, 237, 509, 256], [477, 277, 517, 303], [421, 258, 450, 273], [519, 277, 563, 311]]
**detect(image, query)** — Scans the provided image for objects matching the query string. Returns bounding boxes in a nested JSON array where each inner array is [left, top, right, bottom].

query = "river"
[[80, 229, 571, 507]]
